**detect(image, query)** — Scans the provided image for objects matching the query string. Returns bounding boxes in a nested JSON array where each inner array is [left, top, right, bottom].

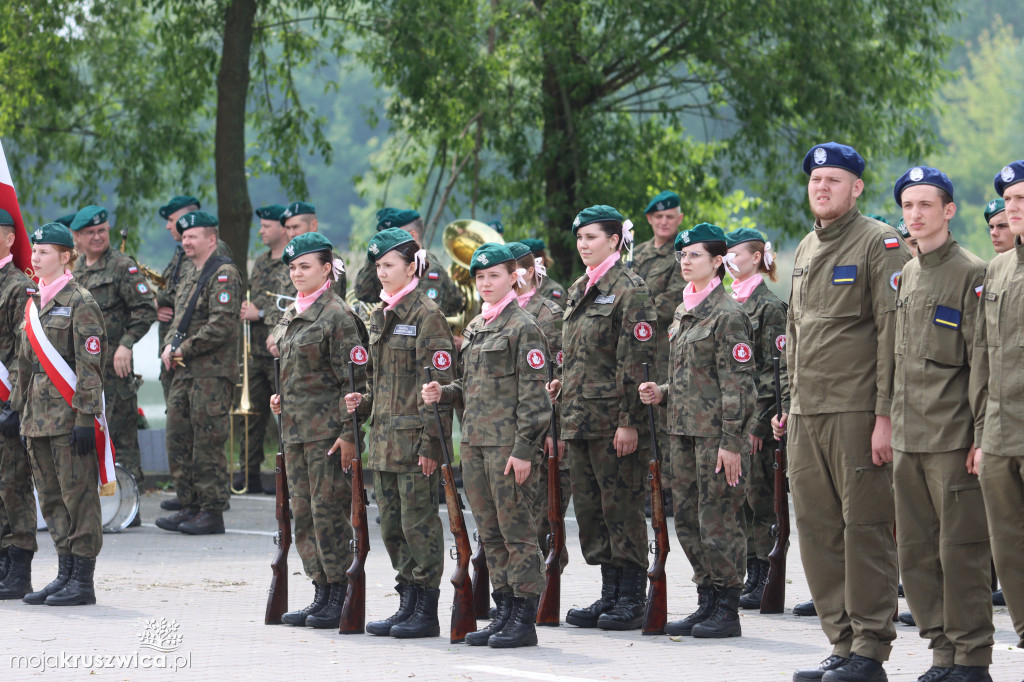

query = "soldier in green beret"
[[521, 238, 567, 302], [423, 242, 551, 647], [70, 206, 157, 519], [984, 198, 1011, 255], [279, 201, 347, 299], [54, 213, 76, 229]]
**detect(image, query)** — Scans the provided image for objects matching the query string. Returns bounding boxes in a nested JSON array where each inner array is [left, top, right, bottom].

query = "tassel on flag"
[[0, 139, 33, 274]]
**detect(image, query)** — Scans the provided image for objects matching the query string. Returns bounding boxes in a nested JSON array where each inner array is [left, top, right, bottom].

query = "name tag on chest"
[[49, 307, 72, 317], [595, 294, 616, 304], [393, 324, 417, 336], [832, 265, 857, 285]]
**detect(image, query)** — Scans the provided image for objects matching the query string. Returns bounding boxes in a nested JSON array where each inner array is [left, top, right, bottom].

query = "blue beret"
[[376, 208, 420, 232], [675, 223, 727, 250], [367, 227, 417, 263], [282, 232, 334, 265], [572, 205, 624, 235], [893, 166, 954, 207], [994, 161, 1024, 197], [520, 238, 546, 254], [644, 191, 680, 214], [280, 201, 316, 224], [984, 198, 1006, 222], [30, 222, 75, 249], [469, 243, 515, 276], [70, 205, 109, 231], [0, 209, 14, 227], [802, 142, 866, 178], [255, 204, 287, 222], [159, 195, 201, 220], [724, 228, 766, 248], [176, 210, 219, 234], [505, 241, 533, 260]]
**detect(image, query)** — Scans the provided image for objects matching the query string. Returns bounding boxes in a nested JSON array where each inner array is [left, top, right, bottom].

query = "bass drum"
[[100, 463, 140, 533]]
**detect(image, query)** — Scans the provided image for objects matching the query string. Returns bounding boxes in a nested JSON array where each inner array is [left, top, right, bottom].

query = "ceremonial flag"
[[0, 139, 32, 273]]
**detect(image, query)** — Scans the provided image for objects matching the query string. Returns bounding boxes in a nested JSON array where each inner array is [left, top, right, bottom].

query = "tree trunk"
[[215, 0, 256, 280]]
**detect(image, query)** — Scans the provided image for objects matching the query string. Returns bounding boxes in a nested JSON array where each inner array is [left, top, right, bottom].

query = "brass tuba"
[[442, 219, 504, 335]]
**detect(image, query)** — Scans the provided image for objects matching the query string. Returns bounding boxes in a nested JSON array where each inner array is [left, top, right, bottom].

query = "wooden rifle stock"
[[265, 358, 292, 624], [536, 359, 565, 626], [640, 362, 669, 635], [423, 367, 477, 643], [340, 361, 369, 634], [760, 356, 789, 614], [470, 532, 490, 619]]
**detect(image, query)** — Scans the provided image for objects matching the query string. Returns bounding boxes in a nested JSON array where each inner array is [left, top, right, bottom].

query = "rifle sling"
[[170, 255, 232, 352]]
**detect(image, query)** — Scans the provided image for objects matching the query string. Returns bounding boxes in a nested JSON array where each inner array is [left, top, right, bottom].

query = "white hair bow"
[[622, 219, 635, 263], [722, 251, 741, 274], [515, 267, 528, 288], [534, 257, 547, 280], [763, 241, 774, 268], [414, 248, 428, 276], [332, 257, 346, 281]]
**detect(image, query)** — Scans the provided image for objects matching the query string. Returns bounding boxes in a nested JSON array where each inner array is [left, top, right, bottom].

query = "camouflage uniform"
[[892, 234, 993, 667], [560, 260, 657, 570], [440, 301, 550, 597], [535, 275, 567, 304], [736, 280, 789, 560], [353, 250, 464, 316], [163, 258, 241, 513], [74, 248, 157, 483], [272, 289, 366, 585], [0, 261, 36, 553], [659, 283, 757, 589], [356, 288, 453, 589], [12, 281, 106, 559]]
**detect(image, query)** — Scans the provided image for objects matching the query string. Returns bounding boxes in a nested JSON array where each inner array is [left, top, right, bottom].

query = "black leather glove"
[[70, 424, 97, 457], [0, 407, 19, 438]]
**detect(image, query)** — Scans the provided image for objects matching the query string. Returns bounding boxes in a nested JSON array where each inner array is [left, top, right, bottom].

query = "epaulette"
[[541, 298, 563, 314]]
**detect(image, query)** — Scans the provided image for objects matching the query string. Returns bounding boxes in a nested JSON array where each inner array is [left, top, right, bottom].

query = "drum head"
[[100, 464, 140, 533]]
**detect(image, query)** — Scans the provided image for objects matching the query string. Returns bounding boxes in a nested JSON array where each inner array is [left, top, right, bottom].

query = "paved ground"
[[2, 488, 1020, 681]]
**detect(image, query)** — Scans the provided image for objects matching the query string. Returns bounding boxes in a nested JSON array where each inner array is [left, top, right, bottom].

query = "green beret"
[[70, 205, 108, 231], [488, 220, 505, 234], [864, 213, 891, 226], [367, 227, 417, 263], [282, 232, 333, 265], [506, 241, 532, 260], [159, 195, 200, 220], [176, 210, 219, 234], [644, 191, 680, 214], [280, 201, 316, 224], [675, 222, 727, 250], [520, 238, 546, 254], [0, 209, 13, 227], [470, 243, 515, 276], [572, 205, 625, 235], [894, 218, 909, 239], [376, 208, 420, 231], [725, 228, 766, 248], [255, 204, 287, 222], [54, 213, 76, 228], [985, 198, 1006, 222], [30, 222, 75, 249]]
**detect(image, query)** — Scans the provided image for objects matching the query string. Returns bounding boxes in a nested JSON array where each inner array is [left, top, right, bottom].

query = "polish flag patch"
[[128, 266, 138, 274], [527, 349, 546, 369], [428, 272, 440, 280], [975, 285, 983, 298], [85, 336, 102, 355], [633, 321, 653, 342], [350, 345, 368, 365], [555, 350, 564, 367], [552, 291, 562, 299], [883, 237, 900, 249], [432, 350, 452, 371], [775, 335, 786, 352], [217, 274, 228, 282], [732, 343, 752, 363]]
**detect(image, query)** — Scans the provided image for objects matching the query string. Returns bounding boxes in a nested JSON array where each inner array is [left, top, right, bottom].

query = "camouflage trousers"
[[0, 433, 38, 552], [374, 468, 444, 589], [27, 434, 102, 558], [744, 437, 777, 559], [670, 435, 748, 590], [104, 367, 143, 484], [286, 438, 353, 584], [566, 438, 648, 570], [243, 355, 275, 476], [165, 375, 232, 512], [463, 445, 544, 597], [978, 453, 1024, 648], [532, 454, 571, 573]]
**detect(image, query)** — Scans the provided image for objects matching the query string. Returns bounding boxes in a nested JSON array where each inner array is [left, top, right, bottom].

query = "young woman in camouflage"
[[422, 243, 551, 648], [546, 205, 658, 632], [13, 223, 107, 607], [343, 227, 455, 640], [269, 232, 367, 630], [638, 222, 757, 639], [725, 228, 790, 611]]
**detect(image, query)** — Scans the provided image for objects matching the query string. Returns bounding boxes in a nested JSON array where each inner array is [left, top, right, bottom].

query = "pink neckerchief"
[[683, 276, 721, 311], [730, 273, 763, 303], [585, 251, 620, 293], [294, 279, 331, 314], [482, 289, 517, 326], [380, 276, 419, 311], [39, 270, 74, 309], [516, 288, 536, 309], [0, 254, 12, 270]]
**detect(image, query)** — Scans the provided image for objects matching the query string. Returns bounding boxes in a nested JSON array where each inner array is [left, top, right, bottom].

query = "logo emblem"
[[350, 345, 368, 365], [908, 167, 924, 182], [93, 214, 101, 225], [368, 243, 379, 255], [682, 232, 690, 244], [988, 200, 998, 211], [285, 244, 295, 257], [555, 350, 564, 366], [136, 282, 149, 294], [477, 254, 489, 265], [732, 343, 752, 362], [656, 202, 665, 211], [432, 350, 452, 371], [527, 349, 546, 369], [33, 229, 43, 240], [85, 336, 101, 355], [890, 271, 901, 291], [1001, 165, 1015, 183], [427, 288, 438, 299], [178, 217, 187, 229], [138, 618, 183, 653], [573, 215, 581, 228], [813, 147, 827, 165], [775, 335, 786, 352], [633, 321, 653, 342], [218, 291, 231, 304]]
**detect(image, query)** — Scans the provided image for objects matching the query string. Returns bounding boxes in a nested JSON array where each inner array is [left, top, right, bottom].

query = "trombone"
[[265, 290, 296, 312], [229, 291, 259, 494], [442, 219, 504, 335]]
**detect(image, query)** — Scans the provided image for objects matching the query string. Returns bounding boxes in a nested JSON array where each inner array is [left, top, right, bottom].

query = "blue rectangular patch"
[[831, 265, 857, 285], [933, 305, 961, 330]]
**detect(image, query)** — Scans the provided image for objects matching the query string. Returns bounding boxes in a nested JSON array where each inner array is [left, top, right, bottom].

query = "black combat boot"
[[0, 546, 33, 599], [305, 582, 345, 629], [794, 655, 851, 682], [281, 581, 329, 626], [23, 553, 73, 605], [488, 595, 539, 648], [366, 584, 418, 636], [915, 666, 952, 682], [820, 653, 887, 682], [664, 584, 717, 636], [390, 587, 440, 638], [692, 586, 742, 638], [0, 547, 8, 581], [739, 559, 770, 609], [946, 665, 992, 682], [154, 508, 195, 532], [992, 589, 1004, 606], [565, 564, 619, 628], [160, 498, 183, 511], [45, 556, 97, 606], [178, 510, 225, 535], [740, 557, 759, 596], [793, 599, 818, 616], [597, 564, 647, 630], [466, 591, 513, 646], [898, 611, 916, 626]]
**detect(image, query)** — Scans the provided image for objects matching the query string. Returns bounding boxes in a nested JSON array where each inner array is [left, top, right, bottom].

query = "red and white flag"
[[0, 139, 33, 274]]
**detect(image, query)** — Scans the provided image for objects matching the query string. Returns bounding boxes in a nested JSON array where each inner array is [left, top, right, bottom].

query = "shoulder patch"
[[775, 335, 786, 352], [551, 290, 562, 299], [883, 236, 900, 249], [217, 274, 229, 283], [555, 349, 564, 367], [85, 336, 102, 355], [932, 305, 961, 330], [975, 285, 983, 298], [889, 271, 901, 291], [136, 282, 149, 294], [526, 349, 546, 369], [350, 345, 369, 365], [732, 343, 752, 363], [633, 321, 653, 342], [128, 266, 139, 274], [217, 290, 231, 304], [432, 350, 452, 371]]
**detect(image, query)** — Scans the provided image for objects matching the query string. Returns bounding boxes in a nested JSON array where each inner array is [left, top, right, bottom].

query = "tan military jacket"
[[157, 239, 233, 359], [74, 248, 157, 354], [163, 259, 241, 380], [971, 237, 1024, 456], [358, 288, 455, 472], [560, 260, 657, 439], [0, 261, 34, 395], [787, 208, 909, 416], [248, 250, 293, 360], [892, 234, 985, 453], [441, 301, 551, 464], [659, 283, 757, 453], [272, 290, 368, 446], [13, 281, 106, 435], [536, 275, 567, 304], [739, 280, 790, 439], [630, 237, 687, 379], [354, 249, 463, 316]]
